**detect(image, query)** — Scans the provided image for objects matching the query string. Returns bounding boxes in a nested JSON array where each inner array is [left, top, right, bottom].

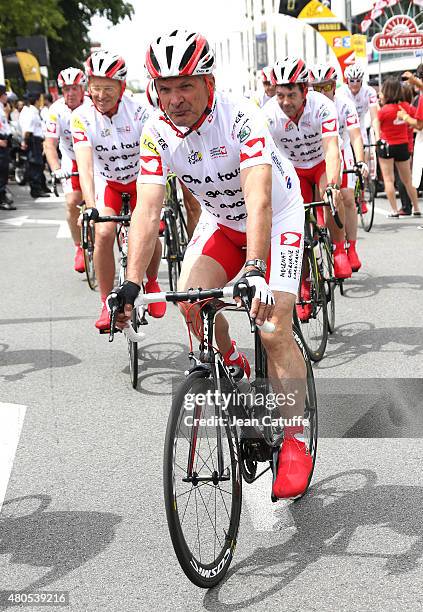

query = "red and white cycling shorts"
[[341, 145, 356, 190], [294, 159, 327, 204], [60, 156, 81, 195], [185, 208, 304, 296], [94, 177, 137, 214]]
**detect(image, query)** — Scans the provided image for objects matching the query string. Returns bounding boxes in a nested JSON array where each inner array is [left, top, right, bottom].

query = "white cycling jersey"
[[45, 96, 91, 160], [262, 90, 339, 169], [19, 105, 43, 138], [71, 94, 150, 184], [340, 83, 378, 133], [334, 93, 360, 149], [137, 90, 302, 233]]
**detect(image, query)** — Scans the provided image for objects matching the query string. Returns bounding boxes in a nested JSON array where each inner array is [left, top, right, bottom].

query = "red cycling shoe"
[[95, 300, 110, 330], [272, 435, 313, 499], [296, 278, 312, 322], [333, 242, 352, 279], [347, 240, 361, 272], [223, 340, 251, 378], [145, 277, 166, 318], [74, 245, 85, 273]]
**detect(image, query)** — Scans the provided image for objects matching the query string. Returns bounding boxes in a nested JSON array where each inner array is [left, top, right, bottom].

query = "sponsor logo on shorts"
[[240, 137, 265, 163], [280, 231, 302, 248], [210, 145, 228, 159]]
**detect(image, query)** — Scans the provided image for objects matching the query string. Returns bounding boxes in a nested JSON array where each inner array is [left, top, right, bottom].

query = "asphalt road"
[[0, 183, 422, 611]]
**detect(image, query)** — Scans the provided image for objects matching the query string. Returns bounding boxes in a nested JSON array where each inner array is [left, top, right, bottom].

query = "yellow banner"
[[351, 34, 367, 58], [16, 51, 41, 83]]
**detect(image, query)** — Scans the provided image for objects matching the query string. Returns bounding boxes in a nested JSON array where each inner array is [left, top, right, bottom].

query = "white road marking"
[[243, 470, 296, 532], [0, 402, 27, 512], [0, 216, 69, 238]]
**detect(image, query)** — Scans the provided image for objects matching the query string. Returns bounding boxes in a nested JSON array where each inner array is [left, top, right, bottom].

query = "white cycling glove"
[[356, 161, 369, 178], [52, 169, 68, 181], [234, 271, 275, 307]]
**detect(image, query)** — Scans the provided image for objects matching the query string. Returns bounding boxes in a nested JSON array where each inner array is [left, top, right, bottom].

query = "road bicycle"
[[345, 159, 376, 233], [294, 190, 341, 362], [162, 174, 189, 291], [108, 284, 317, 587]]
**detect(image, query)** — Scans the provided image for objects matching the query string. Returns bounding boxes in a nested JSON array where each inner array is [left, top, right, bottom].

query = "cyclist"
[[254, 66, 276, 108], [44, 68, 90, 273], [114, 30, 312, 500], [262, 57, 351, 293], [309, 63, 368, 272], [341, 64, 380, 145], [71, 50, 165, 330]]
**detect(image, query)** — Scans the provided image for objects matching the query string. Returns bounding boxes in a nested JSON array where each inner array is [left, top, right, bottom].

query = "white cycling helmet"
[[309, 63, 337, 84], [145, 30, 215, 79], [261, 66, 273, 83], [146, 79, 159, 109], [344, 64, 364, 81], [271, 57, 309, 85], [85, 50, 127, 81], [57, 67, 87, 88]]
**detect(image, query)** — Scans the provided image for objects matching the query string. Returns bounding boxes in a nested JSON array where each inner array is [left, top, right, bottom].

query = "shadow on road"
[[341, 274, 423, 299], [0, 494, 121, 610], [203, 469, 423, 610], [0, 344, 81, 382]]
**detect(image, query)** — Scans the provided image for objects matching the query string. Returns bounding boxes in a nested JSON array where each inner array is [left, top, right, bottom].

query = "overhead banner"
[[16, 51, 42, 83], [278, 0, 356, 76]]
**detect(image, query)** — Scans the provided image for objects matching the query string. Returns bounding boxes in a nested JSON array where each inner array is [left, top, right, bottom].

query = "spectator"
[[0, 84, 16, 210], [40, 93, 53, 134], [397, 86, 423, 197], [375, 77, 420, 217], [395, 83, 414, 215], [19, 92, 50, 199]]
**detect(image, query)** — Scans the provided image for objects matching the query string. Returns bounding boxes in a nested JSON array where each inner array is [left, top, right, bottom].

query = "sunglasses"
[[313, 83, 334, 93], [348, 79, 362, 84]]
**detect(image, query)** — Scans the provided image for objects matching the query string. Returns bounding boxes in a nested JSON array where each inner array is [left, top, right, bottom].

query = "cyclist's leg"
[[94, 177, 118, 300], [180, 181, 201, 239], [378, 156, 398, 213], [396, 158, 420, 213]]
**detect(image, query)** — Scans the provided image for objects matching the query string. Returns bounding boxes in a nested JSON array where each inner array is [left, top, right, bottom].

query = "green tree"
[[0, 0, 66, 47], [48, 0, 134, 75]]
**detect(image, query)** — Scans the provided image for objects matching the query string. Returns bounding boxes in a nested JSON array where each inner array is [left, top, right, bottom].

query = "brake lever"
[[109, 306, 118, 342]]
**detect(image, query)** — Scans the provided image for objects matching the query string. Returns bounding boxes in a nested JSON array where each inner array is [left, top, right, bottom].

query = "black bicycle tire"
[[83, 225, 96, 291], [163, 369, 241, 588], [165, 212, 182, 292], [292, 326, 318, 495], [320, 235, 335, 333], [360, 176, 376, 232], [126, 308, 138, 389], [295, 252, 329, 362]]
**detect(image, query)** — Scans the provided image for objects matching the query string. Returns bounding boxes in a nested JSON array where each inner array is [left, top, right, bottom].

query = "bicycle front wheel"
[[163, 370, 241, 588], [82, 224, 96, 290], [165, 212, 182, 292], [359, 176, 376, 232], [126, 308, 139, 389], [320, 234, 335, 333]]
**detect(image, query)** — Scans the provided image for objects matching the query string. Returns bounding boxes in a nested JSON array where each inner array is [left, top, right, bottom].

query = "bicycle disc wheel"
[[127, 308, 139, 389], [293, 326, 318, 495], [359, 176, 376, 232], [165, 213, 182, 292], [320, 235, 335, 333], [294, 253, 329, 362], [83, 225, 96, 290], [163, 370, 241, 588]]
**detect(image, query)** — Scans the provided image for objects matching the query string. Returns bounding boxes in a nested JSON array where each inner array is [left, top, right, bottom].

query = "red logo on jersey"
[[240, 137, 265, 163], [140, 155, 163, 176], [346, 114, 358, 127], [322, 119, 337, 134], [280, 231, 302, 248], [46, 122, 57, 134], [72, 131, 88, 143]]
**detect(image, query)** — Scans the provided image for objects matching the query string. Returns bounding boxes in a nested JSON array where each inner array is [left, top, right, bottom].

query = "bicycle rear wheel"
[[359, 176, 376, 232], [163, 369, 241, 588], [82, 224, 96, 290], [319, 233, 335, 333], [294, 252, 329, 362], [126, 308, 139, 389]]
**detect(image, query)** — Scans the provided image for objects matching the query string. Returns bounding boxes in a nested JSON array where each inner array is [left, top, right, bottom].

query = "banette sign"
[[372, 15, 423, 52]]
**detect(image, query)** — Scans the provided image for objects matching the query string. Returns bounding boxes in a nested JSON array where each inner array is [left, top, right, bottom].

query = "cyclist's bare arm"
[[75, 146, 95, 208], [43, 137, 61, 172], [241, 164, 272, 265], [322, 135, 341, 186], [126, 182, 165, 287], [349, 126, 365, 164]]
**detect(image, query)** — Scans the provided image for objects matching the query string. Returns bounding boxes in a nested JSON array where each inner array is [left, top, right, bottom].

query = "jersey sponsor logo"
[[141, 135, 159, 155], [270, 151, 285, 177], [280, 231, 302, 248], [46, 122, 57, 134], [117, 125, 131, 133], [238, 125, 251, 143], [284, 121, 294, 132], [72, 130, 88, 143], [188, 150, 203, 165], [210, 145, 228, 159], [318, 105, 330, 120], [240, 137, 265, 163], [71, 116, 86, 131], [101, 128, 111, 137], [140, 155, 163, 176], [322, 118, 337, 134], [285, 175, 292, 189], [49, 113, 57, 122], [346, 114, 358, 127]]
